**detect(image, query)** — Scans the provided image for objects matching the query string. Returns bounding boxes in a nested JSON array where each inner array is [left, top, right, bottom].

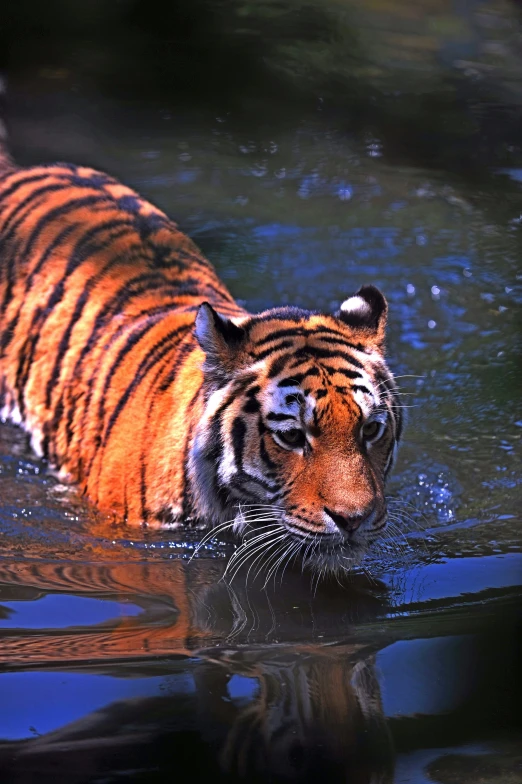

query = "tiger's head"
[[189, 286, 403, 575]]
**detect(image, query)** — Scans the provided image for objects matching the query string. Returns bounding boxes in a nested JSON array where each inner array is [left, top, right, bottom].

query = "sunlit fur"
[[0, 152, 402, 575]]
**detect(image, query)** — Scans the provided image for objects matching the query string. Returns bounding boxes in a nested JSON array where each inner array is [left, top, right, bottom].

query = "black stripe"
[[242, 384, 261, 413], [44, 224, 138, 408], [260, 435, 277, 469], [96, 312, 180, 416], [0, 192, 75, 317], [14, 329, 40, 418], [140, 453, 149, 522], [79, 315, 185, 475], [202, 402, 228, 508], [0, 182, 72, 238], [267, 412, 296, 422], [15, 224, 133, 402], [267, 353, 293, 378], [99, 324, 190, 448], [252, 325, 351, 346], [291, 346, 364, 369], [1, 192, 113, 325], [200, 376, 257, 505], [277, 374, 306, 387], [0, 170, 70, 203], [243, 395, 260, 413], [227, 485, 263, 504], [253, 327, 306, 346], [276, 367, 321, 387], [157, 336, 197, 392], [323, 366, 362, 380], [253, 340, 294, 361], [22, 194, 112, 262], [314, 335, 365, 351], [66, 270, 175, 388], [65, 301, 180, 447], [180, 387, 202, 520], [352, 384, 371, 395], [231, 471, 279, 494], [231, 417, 247, 473], [0, 222, 79, 354]]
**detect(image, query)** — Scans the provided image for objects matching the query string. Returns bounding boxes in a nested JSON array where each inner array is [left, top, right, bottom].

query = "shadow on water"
[[1, 0, 522, 781]]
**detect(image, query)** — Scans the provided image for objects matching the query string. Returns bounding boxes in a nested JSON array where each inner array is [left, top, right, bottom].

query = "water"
[[1, 1, 522, 781]]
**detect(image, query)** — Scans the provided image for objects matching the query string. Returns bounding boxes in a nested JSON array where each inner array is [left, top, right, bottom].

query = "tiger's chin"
[[231, 508, 375, 579]]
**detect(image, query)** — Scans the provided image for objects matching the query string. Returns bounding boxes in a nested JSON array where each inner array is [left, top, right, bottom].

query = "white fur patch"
[[0, 402, 22, 425], [303, 394, 316, 429], [340, 295, 371, 317], [29, 428, 44, 458], [266, 381, 301, 428]]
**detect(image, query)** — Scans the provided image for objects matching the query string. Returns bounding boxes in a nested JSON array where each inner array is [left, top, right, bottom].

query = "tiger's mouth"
[[228, 508, 385, 579]]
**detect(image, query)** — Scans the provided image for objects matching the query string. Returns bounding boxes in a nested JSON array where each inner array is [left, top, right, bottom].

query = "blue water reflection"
[[0, 671, 195, 740], [0, 595, 142, 630]]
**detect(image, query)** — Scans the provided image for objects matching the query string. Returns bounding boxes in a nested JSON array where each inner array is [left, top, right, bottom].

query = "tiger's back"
[[0, 162, 243, 523]]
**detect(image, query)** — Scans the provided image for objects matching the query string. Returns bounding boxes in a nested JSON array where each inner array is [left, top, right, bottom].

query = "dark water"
[[1, 1, 522, 782]]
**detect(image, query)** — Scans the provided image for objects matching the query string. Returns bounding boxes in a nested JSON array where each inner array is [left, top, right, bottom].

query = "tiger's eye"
[[361, 420, 382, 442], [277, 429, 306, 448]]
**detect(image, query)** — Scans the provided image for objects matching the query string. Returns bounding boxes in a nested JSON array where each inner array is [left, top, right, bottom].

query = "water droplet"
[[406, 283, 416, 296], [431, 285, 441, 299], [428, 320, 436, 329], [338, 186, 353, 201], [463, 268, 472, 277], [251, 163, 267, 178], [366, 138, 382, 158]]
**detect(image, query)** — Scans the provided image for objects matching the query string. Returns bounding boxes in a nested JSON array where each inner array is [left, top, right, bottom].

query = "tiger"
[[0, 83, 403, 575]]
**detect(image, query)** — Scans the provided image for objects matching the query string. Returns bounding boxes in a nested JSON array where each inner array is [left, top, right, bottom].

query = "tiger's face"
[[190, 286, 402, 574]]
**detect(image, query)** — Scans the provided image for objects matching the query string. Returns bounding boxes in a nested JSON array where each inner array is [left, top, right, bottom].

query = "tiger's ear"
[[195, 302, 246, 374], [336, 285, 387, 346]]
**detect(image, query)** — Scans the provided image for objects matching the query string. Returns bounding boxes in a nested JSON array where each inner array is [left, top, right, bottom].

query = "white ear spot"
[[340, 295, 371, 317]]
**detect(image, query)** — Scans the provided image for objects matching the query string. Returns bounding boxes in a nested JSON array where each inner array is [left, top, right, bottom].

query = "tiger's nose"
[[324, 506, 376, 534]]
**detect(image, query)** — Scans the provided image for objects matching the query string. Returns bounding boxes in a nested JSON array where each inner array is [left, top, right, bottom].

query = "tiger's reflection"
[[207, 649, 393, 783], [0, 555, 388, 661], [0, 648, 393, 783], [0, 558, 394, 782]]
